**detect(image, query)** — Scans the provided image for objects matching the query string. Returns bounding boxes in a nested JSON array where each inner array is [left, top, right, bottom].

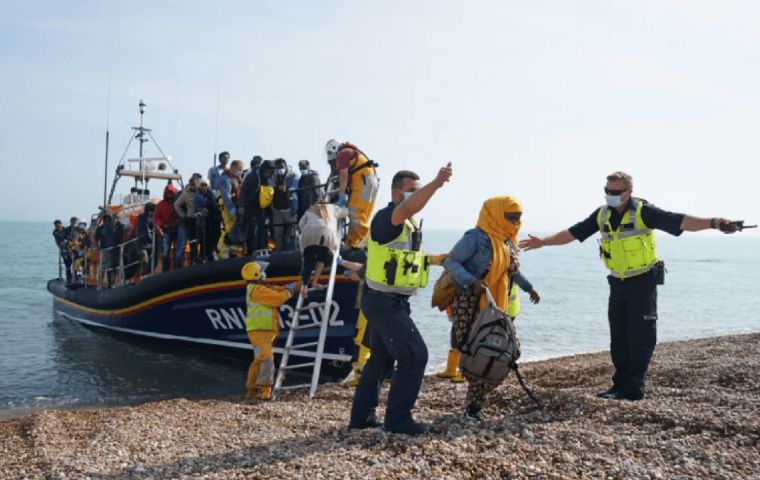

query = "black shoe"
[[610, 390, 645, 401], [464, 405, 482, 421], [384, 421, 428, 435], [348, 413, 382, 430], [595, 386, 619, 399]]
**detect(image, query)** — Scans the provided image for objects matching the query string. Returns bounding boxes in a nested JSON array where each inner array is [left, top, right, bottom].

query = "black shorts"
[[301, 245, 333, 283]]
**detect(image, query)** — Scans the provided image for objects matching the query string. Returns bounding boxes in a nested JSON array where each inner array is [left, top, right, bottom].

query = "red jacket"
[[153, 185, 177, 231]]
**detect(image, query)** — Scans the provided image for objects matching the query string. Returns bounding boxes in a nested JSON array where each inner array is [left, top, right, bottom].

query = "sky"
[[1, 0, 759, 235]]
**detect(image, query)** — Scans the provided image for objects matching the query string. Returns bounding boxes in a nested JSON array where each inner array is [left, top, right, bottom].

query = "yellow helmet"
[[241, 262, 262, 281]]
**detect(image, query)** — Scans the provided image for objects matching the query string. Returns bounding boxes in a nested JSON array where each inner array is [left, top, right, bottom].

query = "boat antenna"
[[138, 99, 147, 160], [213, 65, 221, 167], [103, 58, 112, 212]]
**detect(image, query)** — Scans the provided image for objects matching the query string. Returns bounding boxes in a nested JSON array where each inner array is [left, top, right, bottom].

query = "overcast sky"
[[1, 0, 758, 236]]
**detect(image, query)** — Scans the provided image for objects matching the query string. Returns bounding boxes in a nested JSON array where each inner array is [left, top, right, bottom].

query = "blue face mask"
[[300, 169, 309, 176], [402, 191, 414, 201], [605, 195, 623, 208], [276, 168, 286, 176]]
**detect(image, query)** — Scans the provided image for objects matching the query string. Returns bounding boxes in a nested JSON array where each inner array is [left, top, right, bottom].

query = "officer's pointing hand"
[[716, 218, 737, 234], [434, 162, 453, 188], [519, 234, 543, 251]]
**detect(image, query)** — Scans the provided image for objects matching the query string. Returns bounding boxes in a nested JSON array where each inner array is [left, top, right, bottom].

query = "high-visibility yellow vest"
[[245, 284, 275, 331], [507, 282, 520, 318], [366, 218, 429, 295], [596, 200, 658, 279]]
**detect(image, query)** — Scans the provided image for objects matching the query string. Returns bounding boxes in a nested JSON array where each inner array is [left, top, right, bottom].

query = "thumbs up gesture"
[[434, 162, 453, 188]]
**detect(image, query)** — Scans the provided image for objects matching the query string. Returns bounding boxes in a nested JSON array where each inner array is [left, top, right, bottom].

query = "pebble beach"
[[2, 333, 758, 479]]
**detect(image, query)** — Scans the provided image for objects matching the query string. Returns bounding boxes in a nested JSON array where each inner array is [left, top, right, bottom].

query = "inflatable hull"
[[48, 252, 363, 382]]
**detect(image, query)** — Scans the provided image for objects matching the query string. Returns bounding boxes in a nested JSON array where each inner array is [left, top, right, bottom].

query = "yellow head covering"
[[475, 196, 522, 310]]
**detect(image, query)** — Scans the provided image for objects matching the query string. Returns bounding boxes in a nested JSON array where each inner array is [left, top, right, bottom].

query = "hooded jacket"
[[153, 184, 178, 231], [239, 160, 275, 211]]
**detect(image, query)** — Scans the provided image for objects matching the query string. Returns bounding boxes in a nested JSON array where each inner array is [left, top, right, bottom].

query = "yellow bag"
[[259, 185, 274, 208]]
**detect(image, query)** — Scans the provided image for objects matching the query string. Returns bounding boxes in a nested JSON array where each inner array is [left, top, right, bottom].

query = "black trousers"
[[607, 272, 658, 396], [350, 288, 428, 428]]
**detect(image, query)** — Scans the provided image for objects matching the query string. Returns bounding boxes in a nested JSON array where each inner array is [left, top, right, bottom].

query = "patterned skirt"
[[451, 291, 500, 409]]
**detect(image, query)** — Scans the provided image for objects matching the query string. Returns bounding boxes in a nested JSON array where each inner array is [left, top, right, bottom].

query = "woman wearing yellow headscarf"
[[441, 196, 522, 420]]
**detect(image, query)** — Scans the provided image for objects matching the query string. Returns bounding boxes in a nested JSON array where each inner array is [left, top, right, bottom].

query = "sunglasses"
[[504, 212, 522, 224], [604, 187, 627, 196]]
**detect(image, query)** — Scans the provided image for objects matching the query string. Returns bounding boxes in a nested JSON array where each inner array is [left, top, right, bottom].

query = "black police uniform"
[[569, 199, 685, 399], [349, 203, 428, 432]]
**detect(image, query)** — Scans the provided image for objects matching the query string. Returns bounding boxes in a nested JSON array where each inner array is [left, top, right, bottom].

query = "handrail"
[[97, 234, 151, 289]]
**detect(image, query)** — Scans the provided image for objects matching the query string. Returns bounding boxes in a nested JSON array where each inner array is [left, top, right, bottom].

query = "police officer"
[[349, 163, 453, 434], [519, 171, 737, 401]]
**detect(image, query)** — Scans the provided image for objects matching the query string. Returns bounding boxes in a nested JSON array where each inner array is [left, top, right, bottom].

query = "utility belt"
[[608, 260, 665, 285]]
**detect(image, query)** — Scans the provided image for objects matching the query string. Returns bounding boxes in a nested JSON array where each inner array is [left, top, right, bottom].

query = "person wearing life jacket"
[[239, 160, 275, 254], [442, 196, 523, 420], [520, 171, 738, 401], [325, 139, 380, 248], [241, 261, 298, 400], [506, 270, 540, 319], [349, 164, 453, 435], [217, 160, 244, 259]]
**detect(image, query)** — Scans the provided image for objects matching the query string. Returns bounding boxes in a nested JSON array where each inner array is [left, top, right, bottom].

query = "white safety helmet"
[[325, 138, 342, 162]]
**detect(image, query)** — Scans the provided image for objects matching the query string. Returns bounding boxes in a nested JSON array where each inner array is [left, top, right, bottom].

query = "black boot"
[[464, 404, 482, 421], [595, 386, 618, 398], [384, 421, 428, 435], [348, 411, 382, 430]]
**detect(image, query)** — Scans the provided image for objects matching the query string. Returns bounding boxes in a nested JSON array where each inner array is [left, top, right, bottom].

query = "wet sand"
[[2, 333, 758, 479]]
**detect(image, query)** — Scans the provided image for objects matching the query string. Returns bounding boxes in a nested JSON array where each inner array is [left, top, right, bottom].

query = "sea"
[[1, 220, 758, 417]]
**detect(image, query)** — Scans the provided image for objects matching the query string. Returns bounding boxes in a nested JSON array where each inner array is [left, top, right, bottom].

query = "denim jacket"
[[443, 228, 493, 292]]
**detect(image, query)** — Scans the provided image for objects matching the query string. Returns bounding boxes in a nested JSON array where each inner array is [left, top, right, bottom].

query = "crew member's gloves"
[[286, 282, 297, 291], [337, 194, 348, 207], [335, 255, 343, 266], [229, 207, 237, 217]]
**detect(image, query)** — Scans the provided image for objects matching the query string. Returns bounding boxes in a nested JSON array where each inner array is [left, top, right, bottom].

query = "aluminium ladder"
[[272, 250, 339, 400]]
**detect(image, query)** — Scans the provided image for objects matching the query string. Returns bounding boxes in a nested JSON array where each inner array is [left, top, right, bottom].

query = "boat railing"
[[97, 233, 155, 290]]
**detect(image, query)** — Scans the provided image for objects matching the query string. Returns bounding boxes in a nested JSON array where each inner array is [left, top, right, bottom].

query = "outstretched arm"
[[518, 229, 576, 251], [680, 216, 733, 233], [391, 163, 453, 226]]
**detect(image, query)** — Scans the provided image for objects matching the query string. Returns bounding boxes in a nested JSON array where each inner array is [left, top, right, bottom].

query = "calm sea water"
[[1, 221, 758, 415]]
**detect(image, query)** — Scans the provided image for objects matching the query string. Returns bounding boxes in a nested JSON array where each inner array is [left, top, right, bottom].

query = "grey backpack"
[[460, 288, 521, 385]]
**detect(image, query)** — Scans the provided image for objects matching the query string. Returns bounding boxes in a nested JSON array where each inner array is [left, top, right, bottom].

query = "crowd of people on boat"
[[52, 139, 380, 289]]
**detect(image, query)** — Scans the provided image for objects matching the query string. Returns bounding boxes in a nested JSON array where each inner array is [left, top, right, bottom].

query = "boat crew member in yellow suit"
[[241, 261, 298, 400], [325, 139, 379, 248]]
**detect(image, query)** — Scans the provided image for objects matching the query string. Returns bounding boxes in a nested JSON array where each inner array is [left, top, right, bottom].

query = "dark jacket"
[[239, 160, 275, 213], [297, 169, 322, 218], [95, 220, 116, 250]]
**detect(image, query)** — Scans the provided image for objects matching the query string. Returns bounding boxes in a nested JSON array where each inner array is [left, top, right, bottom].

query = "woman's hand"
[[472, 279, 487, 296]]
